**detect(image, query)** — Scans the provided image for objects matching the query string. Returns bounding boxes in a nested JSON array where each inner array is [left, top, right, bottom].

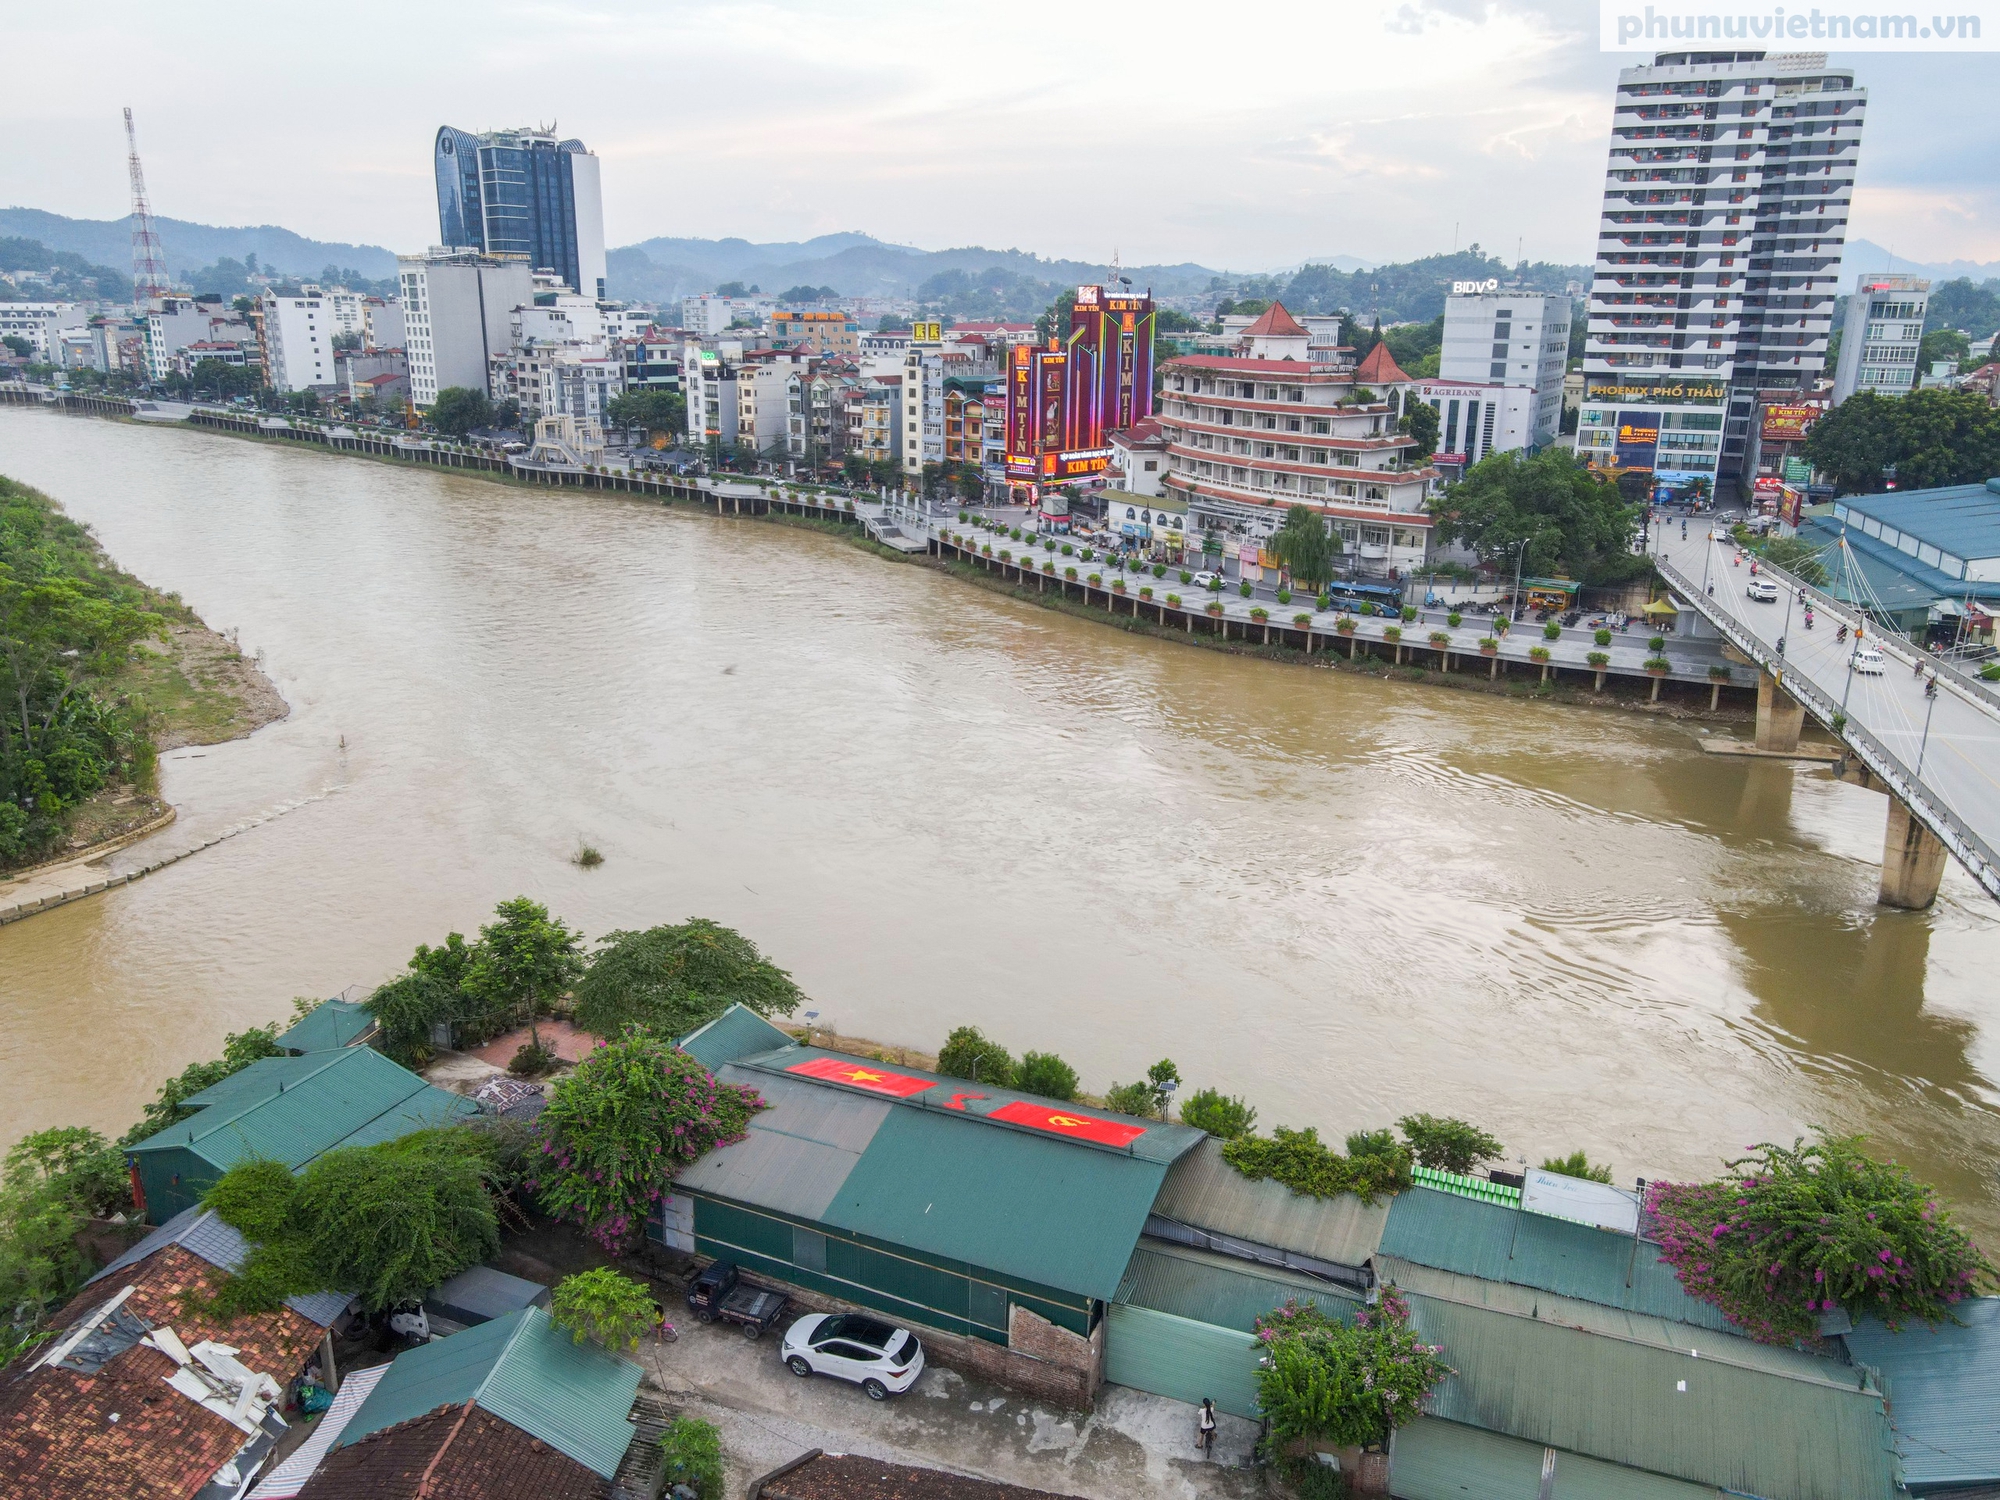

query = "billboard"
[[1762, 403, 1822, 443], [1003, 284, 1155, 484], [1614, 412, 1659, 470], [1522, 1167, 1639, 1234], [1586, 377, 1727, 407]]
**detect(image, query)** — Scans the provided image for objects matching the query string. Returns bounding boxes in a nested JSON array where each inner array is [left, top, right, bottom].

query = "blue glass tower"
[[433, 126, 606, 300]]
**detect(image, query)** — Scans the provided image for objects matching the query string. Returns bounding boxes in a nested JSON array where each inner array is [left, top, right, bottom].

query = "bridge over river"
[[1654, 526, 2000, 909]]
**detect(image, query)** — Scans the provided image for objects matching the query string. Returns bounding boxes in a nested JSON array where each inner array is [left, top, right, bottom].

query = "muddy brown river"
[[3, 407, 1997, 1240]]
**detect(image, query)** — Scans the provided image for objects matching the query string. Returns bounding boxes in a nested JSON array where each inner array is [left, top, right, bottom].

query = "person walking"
[[1197, 1398, 1217, 1458]]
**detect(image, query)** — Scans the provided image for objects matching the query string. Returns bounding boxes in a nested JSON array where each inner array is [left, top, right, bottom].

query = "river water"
[[4, 407, 1999, 1240]]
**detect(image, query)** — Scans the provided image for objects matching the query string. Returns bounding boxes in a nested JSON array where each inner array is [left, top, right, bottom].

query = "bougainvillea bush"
[[1252, 1291, 1452, 1450], [1647, 1132, 1994, 1344], [534, 1028, 765, 1249]]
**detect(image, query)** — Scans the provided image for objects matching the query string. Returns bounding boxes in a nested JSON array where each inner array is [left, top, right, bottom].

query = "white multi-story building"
[[1582, 49, 1866, 495], [684, 343, 739, 450], [1831, 273, 1927, 404], [512, 285, 604, 347], [323, 288, 366, 343], [1154, 304, 1438, 576], [144, 297, 220, 383], [363, 296, 405, 350], [397, 248, 534, 409], [1436, 290, 1570, 451], [679, 294, 774, 336], [0, 301, 85, 359], [1413, 380, 1540, 473], [261, 291, 334, 391]]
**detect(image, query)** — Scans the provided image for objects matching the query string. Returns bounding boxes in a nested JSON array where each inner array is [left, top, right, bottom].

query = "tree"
[[1917, 327, 1971, 373], [1, 337, 30, 359], [428, 386, 493, 437], [1253, 1291, 1452, 1452], [1179, 1087, 1257, 1139], [1804, 388, 2000, 493], [535, 1028, 766, 1248], [121, 1024, 284, 1144], [1399, 399, 1440, 460], [1397, 1115, 1503, 1175], [1103, 1081, 1156, 1116], [572, 918, 803, 1040], [606, 389, 686, 441], [1648, 1132, 1995, 1343], [1014, 1051, 1078, 1101], [1429, 448, 1643, 584], [715, 281, 751, 297], [464, 897, 584, 1045], [778, 284, 838, 303], [4, 1127, 127, 1218], [0, 570, 162, 759], [1145, 1059, 1182, 1120], [658, 1417, 725, 1500], [1272, 505, 1336, 588], [550, 1267, 661, 1351], [1541, 1150, 1612, 1183], [936, 1026, 1014, 1085]]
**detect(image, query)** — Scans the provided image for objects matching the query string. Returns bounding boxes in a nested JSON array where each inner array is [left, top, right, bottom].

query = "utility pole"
[[1510, 539, 1526, 623]]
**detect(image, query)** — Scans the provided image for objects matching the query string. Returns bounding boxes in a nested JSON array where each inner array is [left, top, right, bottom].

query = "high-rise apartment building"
[[261, 290, 333, 392], [397, 248, 535, 409], [1580, 50, 1865, 496], [434, 127, 606, 301], [1831, 274, 1928, 404]]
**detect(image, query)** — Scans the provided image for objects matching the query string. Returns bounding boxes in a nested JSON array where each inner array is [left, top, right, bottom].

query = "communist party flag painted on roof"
[[786, 1055, 933, 1098], [988, 1100, 1146, 1147]]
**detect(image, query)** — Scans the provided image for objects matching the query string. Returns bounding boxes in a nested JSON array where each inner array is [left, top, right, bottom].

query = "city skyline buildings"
[[433, 126, 606, 302]]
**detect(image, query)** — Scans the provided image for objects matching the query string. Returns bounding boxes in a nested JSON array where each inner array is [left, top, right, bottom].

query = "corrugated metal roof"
[[732, 1044, 1207, 1166], [1407, 1290, 1898, 1500], [1150, 1138, 1390, 1268], [1835, 481, 2000, 564], [245, 1362, 389, 1498], [1376, 1256, 1859, 1389], [1116, 1242, 1360, 1331], [674, 1068, 886, 1222], [84, 1206, 351, 1326], [338, 1307, 641, 1479], [1380, 1186, 1732, 1333], [1390, 1418, 1729, 1500], [127, 1048, 477, 1174], [1846, 1297, 2000, 1489], [820, 1105, 1172, 1301], [1412, 1164, 1521, 1206], [675, 1003, 796, 1072], [276, 998, 376, 1054]]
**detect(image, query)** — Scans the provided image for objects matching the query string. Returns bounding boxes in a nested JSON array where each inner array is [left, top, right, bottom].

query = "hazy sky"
[[5, 0, 1995, 270]]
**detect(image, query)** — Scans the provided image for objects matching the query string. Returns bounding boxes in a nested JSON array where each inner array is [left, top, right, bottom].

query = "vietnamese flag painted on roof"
[[989, 1100, 1147, 1147], [787, 1055, 934, 1098]]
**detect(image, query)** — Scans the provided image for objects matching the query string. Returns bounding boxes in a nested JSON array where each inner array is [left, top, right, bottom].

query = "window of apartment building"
[[1309, 418, 1330, 435]]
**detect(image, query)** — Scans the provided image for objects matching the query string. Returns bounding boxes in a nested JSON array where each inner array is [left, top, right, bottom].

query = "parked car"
[[1851, 646, 1887, 675], [1191, 571, 1221, 590], [685, 1260, 790, 1339], [1746, 578, 1780, 602], [781, 1313, 925, 1400]]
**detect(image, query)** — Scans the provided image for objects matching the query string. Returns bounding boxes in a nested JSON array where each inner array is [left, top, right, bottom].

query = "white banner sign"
[[1522, 1168, 1641, 1234], [1601, 1, 2000, 49]]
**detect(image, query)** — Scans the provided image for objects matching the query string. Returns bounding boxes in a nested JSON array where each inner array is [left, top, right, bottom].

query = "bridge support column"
[[1754, 671, 1805, 752], [1879, 798, 1948, 910]]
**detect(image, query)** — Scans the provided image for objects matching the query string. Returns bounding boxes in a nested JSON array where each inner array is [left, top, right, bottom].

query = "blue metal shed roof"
[[675, 1003, 796, 1072], [1798, 516, 2000, 607], [1847, 1297, 2000, 1492], [1834, 478, 2000, 565], [83, 1205, 352, 1326], [1379, 1186, 1734, 1333], [337, 1306, 641, 1479], [125, 1047, 479, 1174], [277, 998, 376, 1053]]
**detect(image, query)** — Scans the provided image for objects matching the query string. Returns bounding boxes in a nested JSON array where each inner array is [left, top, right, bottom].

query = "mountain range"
[[0, 208, 399, 281]]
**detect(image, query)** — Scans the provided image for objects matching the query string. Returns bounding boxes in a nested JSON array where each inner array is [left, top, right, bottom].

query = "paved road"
[[1654, 526, 2000, 899]]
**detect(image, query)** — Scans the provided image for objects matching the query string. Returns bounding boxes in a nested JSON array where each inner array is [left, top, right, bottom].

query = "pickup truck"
[[685, 1260, 789, 1340]]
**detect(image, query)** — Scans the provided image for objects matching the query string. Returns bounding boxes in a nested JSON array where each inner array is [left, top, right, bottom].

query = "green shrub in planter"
[[1543, 620, 1561, 641], [1383, 625, 1402, 642], [1065, 566, 1078, 580], [1529, 645, 1550, 662], [1401, 605, 1417, 622], [1276, 588, 1292, 605], [1088, 573, 1102, 586], [1043, 560, 1055, 573], [1080, 548, 1095, 562], [1153, 563, 1166, 578], [1112, 577, 1126, 592], [1062, 543, 1074, 556], [1140, 586, 1154, 599], [1359, 601, 1376, 616], [1587, 650, 1610, 667], [1250, 607, 1269, 621], [1708, 664, 1732, 680], [998, 549, 1011, 562], [958, 510, 968, 522], [1479, 636, 1499, 652], [1429, 631, 1450, 646], [1645, 656, 1672, 672], [1982, 662, 2000, 682], [1205, 599, 1224, 614], [1594, 628, 1612, 647], [1649, 635, 1667, 653], [1239, 581, 1253, 598], [1295, 613, 1312, 627], [1447, 611, 1462, 628], [1166, 593, 1182, 607], [1010, 528, 1022, 541], [1318, 593, 1332, 610], [1181, 570, 1194, 583], [1335, 616, 1357, 634]]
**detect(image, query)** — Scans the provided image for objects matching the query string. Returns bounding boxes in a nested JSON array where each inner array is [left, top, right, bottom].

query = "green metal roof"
[[1115, 1241, 1359, 1331], [1391, 1418, 1729, 1500], [1847, 1297, 2000, 1491], [675, 1003, 796, 1073], [1412, 1164, 1521, 1206], [125, 1047, 478, 1174], [1149, 1138, 1390, 1268], [277, 997, 376, 1053], [819, 1105, 1173, 1301], [1380, 1185, 1732, 1333], [1407, 1290, 1898, 1500], [337, 1306, 641, 1478]]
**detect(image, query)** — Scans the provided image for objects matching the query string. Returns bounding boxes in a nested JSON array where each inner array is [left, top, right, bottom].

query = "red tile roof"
[[1162, 355, 1344, 375], [0, 1245, 321, 1500], [1354, 343, 1412, 384], [1241, 302, 1309, 339], [294, 1404, 609, 1500]]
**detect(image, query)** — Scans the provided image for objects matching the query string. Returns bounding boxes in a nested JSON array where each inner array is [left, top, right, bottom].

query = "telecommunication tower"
[[124, 108, 169, 306]]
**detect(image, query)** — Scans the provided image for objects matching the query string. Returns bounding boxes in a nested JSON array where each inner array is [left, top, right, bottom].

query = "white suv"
[[781, 1313, 925, 1400]]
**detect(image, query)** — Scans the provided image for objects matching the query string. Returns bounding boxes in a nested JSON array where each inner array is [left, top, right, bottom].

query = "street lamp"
[[1916, 690, 1938, 777], [1509, 539, 1527, 624]]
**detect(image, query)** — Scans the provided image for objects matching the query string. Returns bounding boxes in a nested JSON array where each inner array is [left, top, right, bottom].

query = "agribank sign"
[[1601, 0, 2000, 48]]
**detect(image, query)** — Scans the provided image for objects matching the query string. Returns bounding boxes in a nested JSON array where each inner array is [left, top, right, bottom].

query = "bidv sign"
[[1452, 279, 1500, 295]]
